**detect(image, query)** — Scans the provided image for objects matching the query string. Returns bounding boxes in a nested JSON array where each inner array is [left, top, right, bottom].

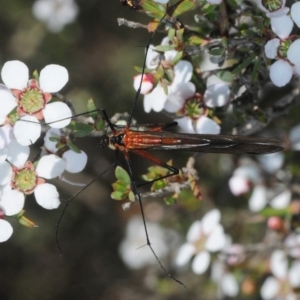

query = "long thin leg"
[[55, 161, 117, 255], [123, 151, 185, 287]]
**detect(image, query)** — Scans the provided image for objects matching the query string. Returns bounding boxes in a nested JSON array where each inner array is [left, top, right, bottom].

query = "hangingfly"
[[8, 0, 283, 288]]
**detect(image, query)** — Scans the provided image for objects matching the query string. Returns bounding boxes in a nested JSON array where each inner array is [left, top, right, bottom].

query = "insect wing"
[[127, 131, 283, 155]]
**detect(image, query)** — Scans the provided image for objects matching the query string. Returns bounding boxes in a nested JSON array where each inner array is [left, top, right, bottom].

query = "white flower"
[[257, 0, 289, 18], [175, 209, 226, 274], [0, 124, 13, 150], [265, 38, 280, 59], [260, 250, 300, 300], [143, 60, 193, 112], [228, 164, 261, 196], [291, 2, 300, 27], [271, 14, 293, 38], [32, 0, 79, 32], [138, 38, 193, 113], [263, 6, 300, 87], [249, 187, 291, 212], [119, 216, 170, 269], [133, 73, 156, 95], [203, 82, 230, 108], [175, 116, 221, 134], [0, 219, 13, 242], [0, 61, 72, 145], [43, 128, 87, 173], [257, 152, 284, 173], [0, 141, 63, 211]]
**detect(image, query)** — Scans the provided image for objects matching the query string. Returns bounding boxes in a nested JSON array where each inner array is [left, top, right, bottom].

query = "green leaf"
[[209, 47, 225, 57], [32, 69, 39, 81], [87, 98, 98, 120], [168, 27, 176, 41], [216, 70, 233, 83], [260, 207, 290, 218], [172, 0, 197, 17], [111, 191, 127, 200], [67, 121, 94, 137], [141, 0, 166, 18], [128, 191, 135, 202], [112, 181, 129, 193], [94, 117, 105, 131], [171, 51, 183, 65], [115, 166, 131, 184], [67, 141, 82, 153], [252, 57, 261, 82], [232, 53, 256, 75], [155, 44, 175, 52]]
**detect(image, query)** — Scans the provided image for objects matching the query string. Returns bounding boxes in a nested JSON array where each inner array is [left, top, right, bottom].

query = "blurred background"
[[0, 1, 294, 300]]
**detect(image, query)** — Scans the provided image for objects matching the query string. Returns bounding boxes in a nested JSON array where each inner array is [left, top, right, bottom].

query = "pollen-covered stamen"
[[183, 94, 205, 119], [18, 87, 45, 115], [261, 0, 283, 12], [11, 162, 42, 194], [13, 167, 37, 193]]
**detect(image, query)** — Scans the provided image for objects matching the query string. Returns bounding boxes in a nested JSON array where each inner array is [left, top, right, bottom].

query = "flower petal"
[[175, 243, 196, 267], [173, 61, 193, 85], [195, 116, 221, 134], [257, 152, 284, 173], [260, 277, 280, 300], [43, 128, 61, 153], [0, 161, 12, 185], [289, 261, 300, 287], [291, 2, 300, 27], [0, 189, 24, 216], [0, 124, 13, 149], [270, 250, 288, 279], [202, 209, 221, 234], [248, 185, 267, 212], [13, 116, 41, 146], [186, 221, 202, 242], [0, 87, 17, 118], [143, 84, 167, 113], [287, 39, 300, 66], [271, 15, 293, 39], [62, 150, 87, 173], [176, 117, 195, 133], [43, 102, 72, 128], [7, 139, 30, 167], [1, 60, 29, 90], [228, 175, 250, 196], [221, 273, 239, 297], [34, 183, 60, 209], [164, 82, 195, 113], [133, 74, 154, 95], [203, 83, 230, 107], [270, 190, 291, 209], [0, 219, 13, 242], [39, 64, 69, 93], [264, 38, 280, 59], [192, 251, 210, 274], [205, 224, 226, 252], [36, 154, 66, 179], [269, 60, 293, 87]]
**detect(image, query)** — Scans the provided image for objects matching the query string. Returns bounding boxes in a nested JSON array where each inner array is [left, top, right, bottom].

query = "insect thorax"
[[110, 133, 125, 146]]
